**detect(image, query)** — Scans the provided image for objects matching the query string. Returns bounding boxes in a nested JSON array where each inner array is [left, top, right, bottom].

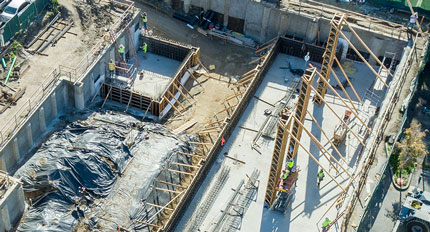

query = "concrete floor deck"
[[177, 53, 389, 232], [131, 51, 181, 99]]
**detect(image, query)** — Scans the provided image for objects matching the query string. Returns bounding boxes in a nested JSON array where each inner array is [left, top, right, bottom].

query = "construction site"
[[0, 0, 428, 231]]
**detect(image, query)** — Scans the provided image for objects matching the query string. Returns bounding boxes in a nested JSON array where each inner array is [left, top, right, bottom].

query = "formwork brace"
[[167, 90, 186, 110], [309, 84, 366, 147], [170, 161, 200, 169], [173, 82, 192, 105], [334, 56, 362, 104], [176, 151, 204, 158], [144, 202, 174, 211], [311, 65, 371, 133], [154, 179, 188, 189], [167, 169, 195, 176], [163, 96, 182, 115], [150, 185, 182, 194], [189, 141, 213, 146]]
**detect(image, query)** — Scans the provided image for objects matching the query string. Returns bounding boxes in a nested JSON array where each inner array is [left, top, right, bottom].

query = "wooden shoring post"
[[291, 114, 353, 179], [224, 90, 244, 102], [311, 66, 371, 133], [198, 128, 222, 134], [151, 185, 182, 194], [249, 55, 266, 65], [334, 56, 362, 104], [343, 21, 394, 77], [187, 70, 204, 88], [330, 67, 360, 114], [173, 82, 192, 105], [406, 0, 424, 34], [177, 81, 195, 99], [163, 96, 182, 115], [144, 202, 174, 211], [285, 121, 346, 192], [171, 161, 200, 169], [241, 69, 257, 77], [309, 85, 366, 147], [257, 36, 278, 50], [141, 190, 185, 225], [189, 141, 213, 146], [255, 43, 274, 54], [198, 59, 210, 74], [206, 118, 226, 127], [240, 71, 257, 82], [237, 74, 256, 85], [176, 151, 204, 158], [167, 168, 195, 176], [337, 30, 389, 88], [154, 179, 188, 189], [217, 104, 238, 115], [167, 90, 186, 110], [135, 220, 161, 228], [306, 109, 348, 163]]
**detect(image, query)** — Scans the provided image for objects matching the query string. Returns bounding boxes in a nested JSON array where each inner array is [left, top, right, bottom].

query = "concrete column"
[[89, 73, 95, 97], [184, 0, 191, 13], [368, 37, 385, 65], [51, 92, 57, 118], [74, 83, 85, 110], [11, 138, 19, 163], [25, 123, 32, 148], [223, 0, 231, 27], [260, 7, 272, 43], [1, 207, 11, 231], [305, 18, 319, 44], [39, 107, 46, 133], [338, 38, 349, 61]]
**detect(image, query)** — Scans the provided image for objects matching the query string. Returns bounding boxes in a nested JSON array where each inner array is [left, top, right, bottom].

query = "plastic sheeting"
[[14, 110, 196, 231]]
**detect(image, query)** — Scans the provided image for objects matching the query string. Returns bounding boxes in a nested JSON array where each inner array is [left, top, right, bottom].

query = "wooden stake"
[[284, 123, 346, 192], [248, 55, 266, 65], [241, 69, 257, 78], [306, 109, 348, 163], [167, 90, 186, 110], [343, 21, 394, 77], [291, 114, 353, 179], [163, 96, 182, 115], [311, 66, 371, 133], [151, 185, 182, 194], [173, 82, 192, 105], [334, 56, 362, 104], [337, 30, 389, 88], [309, 85, 366, 147]]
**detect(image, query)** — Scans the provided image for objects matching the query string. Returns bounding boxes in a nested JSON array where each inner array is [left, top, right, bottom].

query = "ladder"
[[126, 27, 139, 69], [314, 13, 345, 105], [109, 30, 125, 64]]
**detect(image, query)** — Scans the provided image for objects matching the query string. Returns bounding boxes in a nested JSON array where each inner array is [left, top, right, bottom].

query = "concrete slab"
[[131, 51, 182, 99], [177, 53, 389, 232]]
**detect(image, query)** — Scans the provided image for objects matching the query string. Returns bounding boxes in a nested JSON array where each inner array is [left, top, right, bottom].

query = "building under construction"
[[0, 0, 428, 231]]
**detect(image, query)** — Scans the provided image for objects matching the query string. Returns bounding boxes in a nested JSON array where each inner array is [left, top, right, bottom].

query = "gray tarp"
[[14, 110, 195, 231]]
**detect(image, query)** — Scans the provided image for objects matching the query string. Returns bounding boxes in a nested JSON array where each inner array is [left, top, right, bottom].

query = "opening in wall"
[[227, 16, 244, 34]]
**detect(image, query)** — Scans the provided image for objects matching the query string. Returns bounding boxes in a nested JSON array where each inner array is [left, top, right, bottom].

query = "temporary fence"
[[1, 0, 50, 45]]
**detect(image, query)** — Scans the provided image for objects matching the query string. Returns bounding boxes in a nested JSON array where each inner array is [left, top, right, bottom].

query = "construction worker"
[[119, 44, 125, 62], [287, 158, 294, 170], [408, 12, 418, 29], [142, 42, 147, 53], [108, 59, 115, 77], [281, 169, 290, 188], [317, 169, 325, 187], [321, 217, 331, 231], [142, 12, 148, 33]]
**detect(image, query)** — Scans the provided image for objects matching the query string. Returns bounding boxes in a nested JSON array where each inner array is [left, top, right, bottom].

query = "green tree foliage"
[[396, 122, 428, 170]]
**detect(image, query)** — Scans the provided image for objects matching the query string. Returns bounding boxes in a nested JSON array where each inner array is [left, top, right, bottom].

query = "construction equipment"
[[333, 110, 351, 146], [398, 176, 430, 232], [271, 166, 299, 213]]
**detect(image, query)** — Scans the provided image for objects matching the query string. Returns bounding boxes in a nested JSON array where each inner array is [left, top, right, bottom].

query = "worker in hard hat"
[[281, 169, 290, 189], [108, 59, 115, 77], [317, 169, 325, 187], [287, 158, 294, 171], [118, 44, 125, 62], [142, 12, 148, 33], [142, 42, 147, 59], [321, 217, 331, 231]]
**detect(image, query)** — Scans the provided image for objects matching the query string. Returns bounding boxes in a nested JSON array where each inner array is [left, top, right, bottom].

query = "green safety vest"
[[143, 43, 147, 53], [142, 16, 147, 22], [318, 171, 324, 179], [322, 219, 331, 227], [109, 63, 115, 71], [288, 160, 294, 168], [119, 46, 125, 54], [282, 170, 289, 180]]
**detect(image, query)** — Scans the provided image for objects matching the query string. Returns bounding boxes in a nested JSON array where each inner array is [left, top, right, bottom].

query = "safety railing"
[[0, 68, 60, 147]]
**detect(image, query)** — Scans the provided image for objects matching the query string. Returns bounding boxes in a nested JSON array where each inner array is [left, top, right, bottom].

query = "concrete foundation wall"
[[183, 0, 406, 58], [0, 175, 26, 231]]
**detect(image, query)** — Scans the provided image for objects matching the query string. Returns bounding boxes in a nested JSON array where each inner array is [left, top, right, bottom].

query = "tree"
[[396, 122, 428, 171]]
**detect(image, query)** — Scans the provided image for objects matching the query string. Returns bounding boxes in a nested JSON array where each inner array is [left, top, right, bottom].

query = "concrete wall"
[[183, 0, 406, 58], [0, 175, 25, 232]]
